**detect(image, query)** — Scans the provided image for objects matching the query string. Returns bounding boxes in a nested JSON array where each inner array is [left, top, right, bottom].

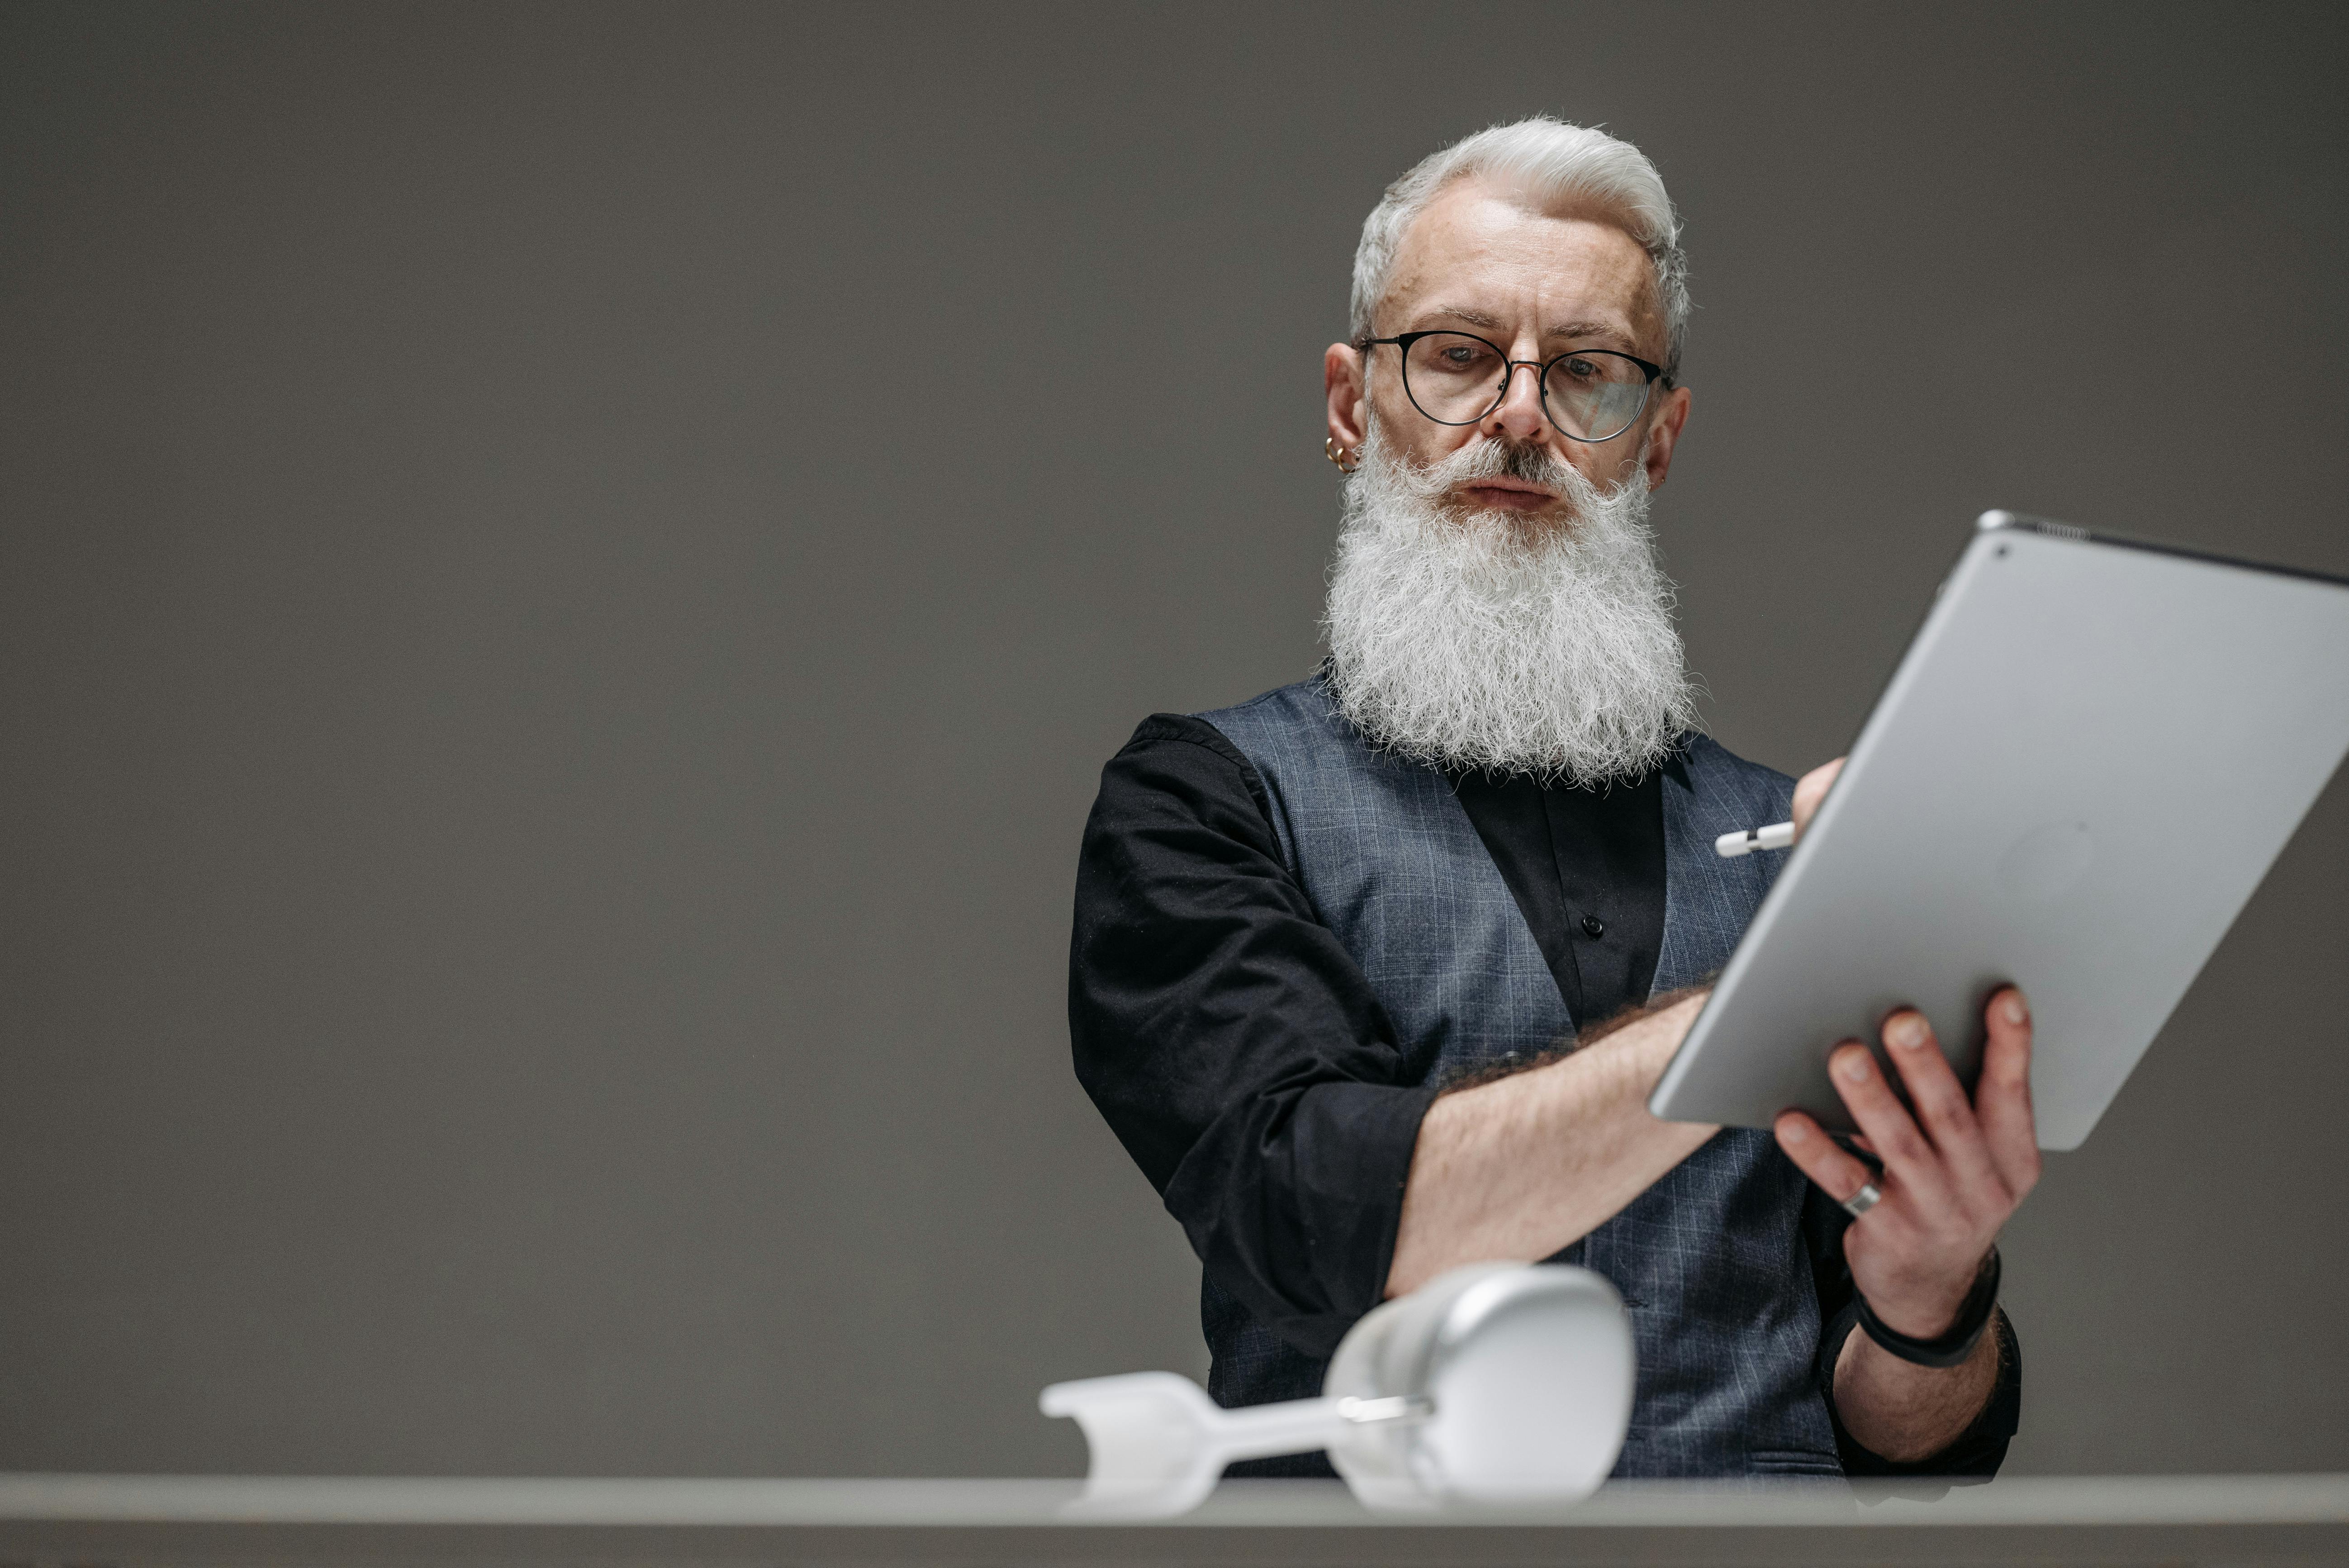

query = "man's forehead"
[[1379, 179, 1662, 347]]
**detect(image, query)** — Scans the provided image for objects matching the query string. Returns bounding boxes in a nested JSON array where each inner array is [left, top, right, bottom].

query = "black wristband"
[[1854, 1249, 2001, 1370]]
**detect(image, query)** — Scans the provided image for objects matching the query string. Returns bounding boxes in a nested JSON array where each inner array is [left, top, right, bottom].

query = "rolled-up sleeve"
[[1069, 715, 1437, 1360]]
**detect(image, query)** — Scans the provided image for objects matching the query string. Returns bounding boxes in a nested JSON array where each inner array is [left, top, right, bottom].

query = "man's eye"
[[1561, 357, 1599, 379]]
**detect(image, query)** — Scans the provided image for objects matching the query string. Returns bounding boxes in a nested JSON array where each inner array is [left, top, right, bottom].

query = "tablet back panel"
[[1649, 515, 2349, 1150]]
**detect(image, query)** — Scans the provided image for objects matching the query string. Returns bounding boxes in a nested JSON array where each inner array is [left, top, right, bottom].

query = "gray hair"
[[1349, 117, 1689, 379]]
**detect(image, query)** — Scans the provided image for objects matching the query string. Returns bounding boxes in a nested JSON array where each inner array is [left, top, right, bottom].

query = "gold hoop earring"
[[1325, 436, 1359, 473]]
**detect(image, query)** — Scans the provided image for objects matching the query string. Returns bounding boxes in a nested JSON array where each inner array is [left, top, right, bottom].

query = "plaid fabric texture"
[[1196, 674, 1839, 1478]]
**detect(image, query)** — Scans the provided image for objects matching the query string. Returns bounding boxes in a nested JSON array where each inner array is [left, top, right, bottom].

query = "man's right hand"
[[1792, 756, 1845, 841]]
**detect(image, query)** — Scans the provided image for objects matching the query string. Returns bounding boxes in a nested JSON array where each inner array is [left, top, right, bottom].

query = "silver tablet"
[[1648, 512, 2349, 1150]]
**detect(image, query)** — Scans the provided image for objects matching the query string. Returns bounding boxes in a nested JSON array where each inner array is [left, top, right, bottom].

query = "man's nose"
[[1479, 361, 1551, 445]]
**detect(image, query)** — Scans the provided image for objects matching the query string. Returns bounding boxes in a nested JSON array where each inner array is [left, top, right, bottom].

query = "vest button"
[[1581, 914, 1606, 939]]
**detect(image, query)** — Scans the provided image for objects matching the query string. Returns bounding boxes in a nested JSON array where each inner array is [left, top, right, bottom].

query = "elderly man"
[[1069, 117, 2034, 1480]]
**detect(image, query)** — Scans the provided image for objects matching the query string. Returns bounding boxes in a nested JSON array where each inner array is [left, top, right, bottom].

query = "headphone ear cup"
[[1326, 1263, 1636, 1511], [1423, 1270, 1635, 1505]]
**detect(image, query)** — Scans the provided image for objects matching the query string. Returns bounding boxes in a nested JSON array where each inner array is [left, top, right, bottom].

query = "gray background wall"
[[2, 0, 2343, 1480]]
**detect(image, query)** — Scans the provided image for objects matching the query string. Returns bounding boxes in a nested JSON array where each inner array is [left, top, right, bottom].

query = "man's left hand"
[[1773, 991, 2041, 1337]]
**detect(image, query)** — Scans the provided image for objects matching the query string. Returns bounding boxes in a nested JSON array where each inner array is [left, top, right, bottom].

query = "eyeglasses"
[[1354, 331, 1667, 444]]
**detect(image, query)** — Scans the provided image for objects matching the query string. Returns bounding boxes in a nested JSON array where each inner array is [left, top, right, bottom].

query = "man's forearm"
[[1831, 1311, 2002, 1463], [1385, 992, 1714, 1298]]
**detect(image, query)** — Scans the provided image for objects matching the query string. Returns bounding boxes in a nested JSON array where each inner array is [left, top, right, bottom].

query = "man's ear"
[[1641, 382, 1693, 492], [1325, 342, 1368, 452]]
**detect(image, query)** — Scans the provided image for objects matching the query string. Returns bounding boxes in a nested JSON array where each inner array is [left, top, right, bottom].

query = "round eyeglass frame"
[[1353, 331, 1670, 444]]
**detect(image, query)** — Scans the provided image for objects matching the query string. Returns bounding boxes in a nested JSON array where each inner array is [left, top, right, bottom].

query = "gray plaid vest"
[[1197, 674, 1840, 1478]]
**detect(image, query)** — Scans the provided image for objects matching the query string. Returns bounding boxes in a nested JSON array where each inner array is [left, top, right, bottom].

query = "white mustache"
[[1379, 434, 1590, 507]]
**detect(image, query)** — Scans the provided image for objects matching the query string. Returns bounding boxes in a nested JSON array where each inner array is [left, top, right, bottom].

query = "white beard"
[[1321, 425, 1700, 783]]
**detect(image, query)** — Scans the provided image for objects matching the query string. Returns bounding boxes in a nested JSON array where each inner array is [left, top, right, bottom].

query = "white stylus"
[[1713, 821, 1795, 858]]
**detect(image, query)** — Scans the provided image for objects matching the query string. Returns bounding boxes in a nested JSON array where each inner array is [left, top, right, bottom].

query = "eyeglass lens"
[[1399, 332, 1651, 441]]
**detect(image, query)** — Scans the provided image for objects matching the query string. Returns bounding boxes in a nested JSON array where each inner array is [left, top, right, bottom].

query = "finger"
[[1974, 987, 2044, 1199], [1773, 1111, 1880, 1209], [1827, 1040, 1953, 1209], [1790, 757, 1847, 843], [1879, 1009, 2001, 1194]]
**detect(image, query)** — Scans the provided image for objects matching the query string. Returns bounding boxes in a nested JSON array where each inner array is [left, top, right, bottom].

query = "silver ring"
[[1841, 1180, 1883, 1218]]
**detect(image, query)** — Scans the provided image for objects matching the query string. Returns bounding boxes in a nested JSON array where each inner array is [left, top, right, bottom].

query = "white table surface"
[[3, 1472, 2344, 1565]]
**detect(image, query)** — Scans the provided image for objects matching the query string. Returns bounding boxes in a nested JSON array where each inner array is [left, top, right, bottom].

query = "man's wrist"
[[1865, 1279, 1970, 1341], [1855, 1249, 2001, 1370]]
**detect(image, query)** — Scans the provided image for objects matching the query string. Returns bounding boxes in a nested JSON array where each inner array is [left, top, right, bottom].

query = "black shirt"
[[1070, 711, 2017, 1478], [1450, 765, 1666, 1031]]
